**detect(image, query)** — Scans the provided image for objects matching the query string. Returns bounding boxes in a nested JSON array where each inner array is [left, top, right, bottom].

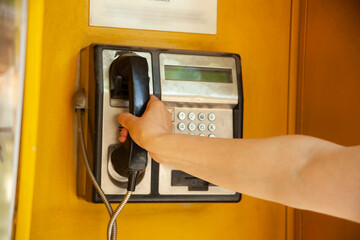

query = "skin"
[[118, 95, 360, 223]]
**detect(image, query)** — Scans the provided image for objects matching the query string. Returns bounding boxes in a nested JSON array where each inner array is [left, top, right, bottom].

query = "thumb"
[[117, 112, 138, 129]]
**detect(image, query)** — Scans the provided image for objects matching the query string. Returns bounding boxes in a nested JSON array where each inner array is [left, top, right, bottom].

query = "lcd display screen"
[[165, 65, 232, 83]]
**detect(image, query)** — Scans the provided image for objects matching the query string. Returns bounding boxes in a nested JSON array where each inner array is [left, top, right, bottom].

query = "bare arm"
[[118, 96, 360, 223]]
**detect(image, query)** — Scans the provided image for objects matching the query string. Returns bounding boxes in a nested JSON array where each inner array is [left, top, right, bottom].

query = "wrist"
[[145, 133, 172, 156]]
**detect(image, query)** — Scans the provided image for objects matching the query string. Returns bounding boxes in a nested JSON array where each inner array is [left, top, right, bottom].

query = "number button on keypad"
[[208, 113, 216, 121], [208, 123, 216, 132], [178, 122, 186, 131], [188, 112, 196, 121], [178, 112, 186, 120], [188, 123, 196, 131], [198, 123, 206, 132], [198, 112, 206, 121]]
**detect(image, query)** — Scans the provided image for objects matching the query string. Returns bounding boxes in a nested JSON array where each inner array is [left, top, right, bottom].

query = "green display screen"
[[165, 65, 232, 83]]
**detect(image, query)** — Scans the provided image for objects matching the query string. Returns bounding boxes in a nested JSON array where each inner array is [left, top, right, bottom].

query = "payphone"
[[76, 44, 243, 203]]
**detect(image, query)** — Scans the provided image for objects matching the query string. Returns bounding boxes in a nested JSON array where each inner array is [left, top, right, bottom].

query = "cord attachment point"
[[72, 88, 86, 112], [127, 171, 140, 192]]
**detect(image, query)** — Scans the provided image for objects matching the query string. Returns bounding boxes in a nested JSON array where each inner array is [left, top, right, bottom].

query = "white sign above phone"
[[89, 0, 217, 34]]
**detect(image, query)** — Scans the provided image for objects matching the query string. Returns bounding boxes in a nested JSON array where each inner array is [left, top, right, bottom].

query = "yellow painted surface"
[[296, 0, 360, 239], [14, 0, 44, 239], [17, 0, 297, 239]]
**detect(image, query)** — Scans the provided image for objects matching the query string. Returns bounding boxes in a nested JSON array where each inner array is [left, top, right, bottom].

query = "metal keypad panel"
[[159, 107, 235, 195], [157, 52, 240, 197]]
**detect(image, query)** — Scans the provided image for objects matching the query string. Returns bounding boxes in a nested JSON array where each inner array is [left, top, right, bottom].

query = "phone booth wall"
[[16, 0, 298, 239]]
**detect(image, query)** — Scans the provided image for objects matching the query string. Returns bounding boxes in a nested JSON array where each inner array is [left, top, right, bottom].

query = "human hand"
[[117, 95, 174, 151]]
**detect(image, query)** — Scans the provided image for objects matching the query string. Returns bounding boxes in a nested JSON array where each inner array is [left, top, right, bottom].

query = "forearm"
[[118, 96, 360, 222], [148, 134, 314, 202], [147, 134, 360, 222]]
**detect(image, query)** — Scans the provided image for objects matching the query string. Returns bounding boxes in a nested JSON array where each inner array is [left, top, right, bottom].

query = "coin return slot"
[[171, 170, 214, 191]]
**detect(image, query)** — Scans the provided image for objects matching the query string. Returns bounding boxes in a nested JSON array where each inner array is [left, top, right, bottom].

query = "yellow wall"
[[16, 0, 297, 239], [296, 0, 360, 239]]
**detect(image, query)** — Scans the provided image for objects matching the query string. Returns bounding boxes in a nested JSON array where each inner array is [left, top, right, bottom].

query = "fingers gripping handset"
[[109, 53, 150, 191]]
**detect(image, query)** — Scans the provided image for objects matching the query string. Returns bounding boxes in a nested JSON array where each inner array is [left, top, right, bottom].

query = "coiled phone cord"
[[76, 110, 132, 240]]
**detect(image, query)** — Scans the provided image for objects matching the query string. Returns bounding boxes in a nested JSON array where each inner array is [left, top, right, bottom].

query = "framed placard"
[[90, 0, 217, 34]]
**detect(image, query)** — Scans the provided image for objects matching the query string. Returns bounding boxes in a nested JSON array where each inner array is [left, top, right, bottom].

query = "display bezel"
[[160, 53, 239, 105], [164, 65, 233, 83]]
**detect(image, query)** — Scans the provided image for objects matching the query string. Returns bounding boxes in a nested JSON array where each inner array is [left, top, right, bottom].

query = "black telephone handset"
[[109, 53, 150, 191]]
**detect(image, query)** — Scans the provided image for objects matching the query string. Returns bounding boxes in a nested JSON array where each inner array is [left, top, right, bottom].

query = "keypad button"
[[178, 111, 186, 120], [209, 134, 216, 138], [199, 133, 206, 137], [208, 113, 216, 121], [188, 122, 196, 131], [198, 123, 206, 132], [198, 112, 206, 121], [177, 122, 186, 131], [188, 112, 196, 121], [208, 123, 216, 132]]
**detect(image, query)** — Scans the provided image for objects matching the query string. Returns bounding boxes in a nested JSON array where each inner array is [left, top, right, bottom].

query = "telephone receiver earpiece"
[[109, 53, 150, 191]]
